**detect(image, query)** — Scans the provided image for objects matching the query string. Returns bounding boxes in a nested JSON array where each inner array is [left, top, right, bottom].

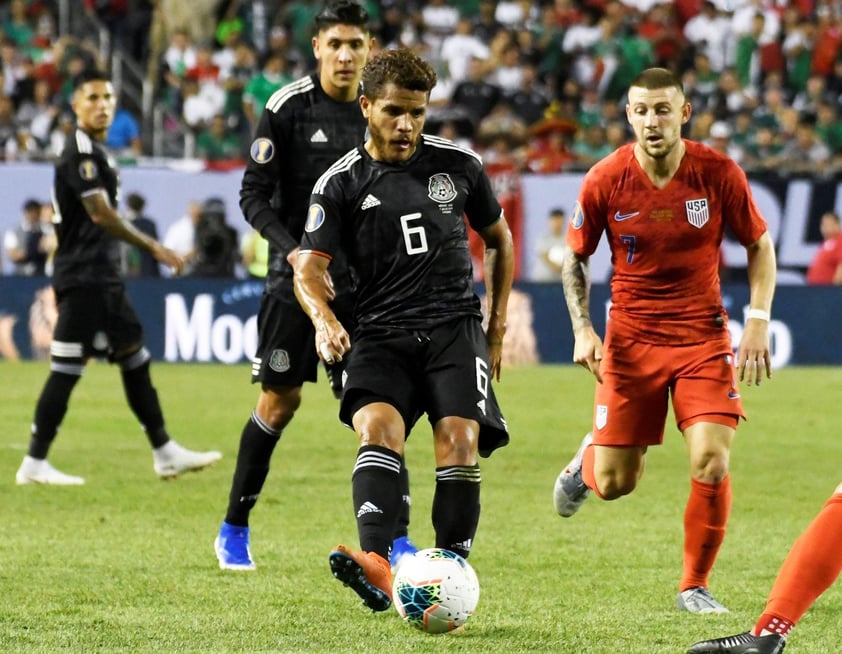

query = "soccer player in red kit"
[[552, 67, 778, 615]]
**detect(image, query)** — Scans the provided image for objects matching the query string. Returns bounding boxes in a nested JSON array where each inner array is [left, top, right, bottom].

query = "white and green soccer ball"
[[392, 548, 480, 634]]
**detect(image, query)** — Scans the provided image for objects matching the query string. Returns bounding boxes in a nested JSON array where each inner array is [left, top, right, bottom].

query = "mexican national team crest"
[[268, 349, 290, 372], [428, 173, 457, 203], [685, 198, 709, 228]]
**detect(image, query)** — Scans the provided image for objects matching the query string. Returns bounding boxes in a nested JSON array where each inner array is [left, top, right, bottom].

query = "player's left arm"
[[81, 191, 185, 275], [478, 213, 514, 381], [738, 230, 776, 386]]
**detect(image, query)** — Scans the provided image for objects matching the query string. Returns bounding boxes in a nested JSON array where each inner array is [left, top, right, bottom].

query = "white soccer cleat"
[[677, 586, 730, 614], [15, 455, 85, 486], [553, 432, 593, 517], [153, 441, 222, 479]]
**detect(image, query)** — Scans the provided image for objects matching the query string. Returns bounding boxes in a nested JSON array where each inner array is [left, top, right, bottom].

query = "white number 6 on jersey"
[[400, 213, 429, 255]]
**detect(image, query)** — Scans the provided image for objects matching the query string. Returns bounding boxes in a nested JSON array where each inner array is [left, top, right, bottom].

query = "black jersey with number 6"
[[51, 127, 122, 293], [301, 134, 503, 330]]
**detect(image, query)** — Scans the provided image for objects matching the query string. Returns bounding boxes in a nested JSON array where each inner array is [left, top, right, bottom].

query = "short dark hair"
[[73, 68, 110, 90], [24, 199, 42, 213], [361, 49, 437, 101], [314, 0, 369, 32], [629, 67, 684, 96], [127, 192, 145, 212]]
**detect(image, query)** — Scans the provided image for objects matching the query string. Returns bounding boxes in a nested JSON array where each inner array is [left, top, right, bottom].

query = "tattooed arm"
[[561, 248, 603, 382]]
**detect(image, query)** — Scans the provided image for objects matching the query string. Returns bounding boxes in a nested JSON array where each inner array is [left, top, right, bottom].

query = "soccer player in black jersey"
[[214, 0, 417, 572], [295, 48, 515, 612], [15, 69, 222, 486]]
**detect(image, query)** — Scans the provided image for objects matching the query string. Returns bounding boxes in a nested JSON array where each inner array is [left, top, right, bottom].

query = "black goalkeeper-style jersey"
[[301, 134, 503, 330], [51, 127, 122, 292], [240, 73, 367, 296]]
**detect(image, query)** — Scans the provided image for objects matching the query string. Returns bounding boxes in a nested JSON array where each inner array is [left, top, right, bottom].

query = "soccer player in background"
[[552, 67, 777, 614], [15, 69, 222, 486], [294, 48, 514, 612], [686, 485, 842, 653], [214, 0, 417, 571]]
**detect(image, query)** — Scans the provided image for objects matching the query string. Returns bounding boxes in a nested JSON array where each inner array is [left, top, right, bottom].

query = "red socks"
[[680, 476, 732, 591]]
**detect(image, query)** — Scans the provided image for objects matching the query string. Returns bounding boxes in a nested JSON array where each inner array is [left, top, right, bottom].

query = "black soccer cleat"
[[686, 631, 786, 654]]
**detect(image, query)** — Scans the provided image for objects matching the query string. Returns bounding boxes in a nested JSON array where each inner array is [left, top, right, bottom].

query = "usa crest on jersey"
[[428, 173, 457, 203], [685, 198, 709, 228]]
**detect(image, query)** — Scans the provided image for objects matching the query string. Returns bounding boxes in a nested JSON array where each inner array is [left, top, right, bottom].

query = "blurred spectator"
[[792, 74, 830, 115], [190, 197, 238, 278], [572, 123, 612, 169], [3, 0, 35, 53], [777, 116, 832, 176], [121, 192, 161, 278], [525, 113, 577, 173], [195, 113, 245, 167], [636, 3, 685, 71], [48, 110, 75, 158], [421, 0, 460, 55], [782, 13, 816, 93], [733, 10, 766, 89], [533, 207, 566, 281], [0, 93, 19, 158], [815, 100, 842, 162], [683, 1, 732, 72], [709, 67, 756, 120], [3, 198, 51, 276], [705, 120, 744, 163], [742, 124, 784, 173], [439, 15, 491, 85], [811, 5, 842, 79], [106, 105, 142, 158], [562, 5, 604, 88], [471, 0, 504, 45], [242, 51, 292, 129], [476, 100, 528, 147], [181, 75, 224, 131], [240, 228, 268, 280], [505, 61, 551, 127], [491, 41, 524, 92], [451, 55, 502, 125], [16, 77, 59, 150], [163, 199, 201, 274], [806, 211, 842, 285], [160, 28, 196, 107]]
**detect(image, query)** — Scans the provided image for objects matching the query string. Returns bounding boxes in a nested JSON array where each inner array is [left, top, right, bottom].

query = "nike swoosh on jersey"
[[614, 211, 640, 221]]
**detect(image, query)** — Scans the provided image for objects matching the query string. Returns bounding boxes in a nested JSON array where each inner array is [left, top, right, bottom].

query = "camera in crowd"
[[191, 197, 238, 278]]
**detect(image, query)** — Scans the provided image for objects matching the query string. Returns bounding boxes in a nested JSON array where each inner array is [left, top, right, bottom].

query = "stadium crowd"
[[0, 0, 842, 176], [1, 0, 841, 176]]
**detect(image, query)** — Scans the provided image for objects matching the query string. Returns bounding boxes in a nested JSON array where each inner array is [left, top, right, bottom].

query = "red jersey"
[[568, 140, 767, 344], [806, 233, 842, 284]]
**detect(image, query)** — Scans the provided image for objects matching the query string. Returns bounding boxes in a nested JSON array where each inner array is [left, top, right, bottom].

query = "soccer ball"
[[391, 548, 480, 634]]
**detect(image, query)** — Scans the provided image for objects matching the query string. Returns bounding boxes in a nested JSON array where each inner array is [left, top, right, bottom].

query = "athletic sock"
[[581, 442, 605, 498], [224, 411, 282, 527], [432, 464, 481, 559], [29, 370, 81, 459], [352, 445, 402, 560], [394, 456, 411, 539], [753, 493, 842, 637], [680, 476, 732, 591], [119, 357, 168, 448]]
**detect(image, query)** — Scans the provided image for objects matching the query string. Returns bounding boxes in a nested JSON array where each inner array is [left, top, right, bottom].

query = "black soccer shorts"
[[340, 316, 509, 457]]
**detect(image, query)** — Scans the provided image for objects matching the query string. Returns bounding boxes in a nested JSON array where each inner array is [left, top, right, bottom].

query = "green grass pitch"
[[1, 362, 840, 653]]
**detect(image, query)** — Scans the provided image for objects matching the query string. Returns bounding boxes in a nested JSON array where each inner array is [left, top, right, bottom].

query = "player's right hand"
[[153, 245, 186, 276], [314, 317, 350, 364], [572, 327, 603, 383]]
